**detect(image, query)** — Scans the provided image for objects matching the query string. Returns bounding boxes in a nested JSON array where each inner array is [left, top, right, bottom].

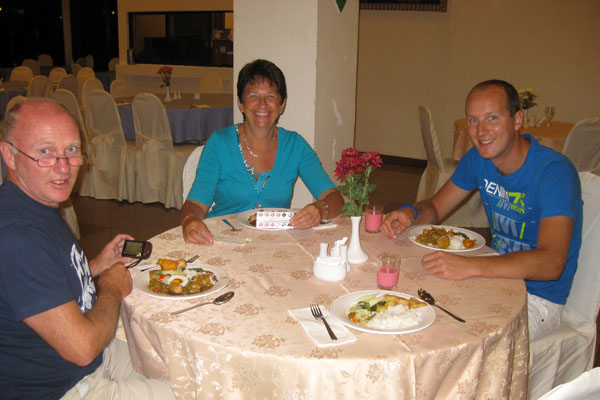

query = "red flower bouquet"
[[157, 66, 173, 88], [334, 148, 383, 217]]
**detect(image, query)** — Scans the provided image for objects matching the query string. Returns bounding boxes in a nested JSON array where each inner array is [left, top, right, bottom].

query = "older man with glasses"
[[0, 99, 175, 400]]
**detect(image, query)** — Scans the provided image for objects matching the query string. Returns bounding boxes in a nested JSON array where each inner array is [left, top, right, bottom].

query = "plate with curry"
[[408, 225, 485, 252]]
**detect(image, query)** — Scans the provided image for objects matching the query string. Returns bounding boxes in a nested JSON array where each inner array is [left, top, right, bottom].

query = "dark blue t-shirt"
[[451, 135, 583, 304], [0, 181, 102, 399]]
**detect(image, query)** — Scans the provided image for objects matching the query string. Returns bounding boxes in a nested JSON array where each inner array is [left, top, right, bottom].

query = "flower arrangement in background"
[[518, 88, 537, 110], [334, 148, 383, 217], [158, 66, 173, 88]]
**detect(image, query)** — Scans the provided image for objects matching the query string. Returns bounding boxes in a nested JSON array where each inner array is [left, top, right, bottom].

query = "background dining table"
[[116, 93, 233, 144], [121, 216, 529, 399], [452, 117, 574, 161]]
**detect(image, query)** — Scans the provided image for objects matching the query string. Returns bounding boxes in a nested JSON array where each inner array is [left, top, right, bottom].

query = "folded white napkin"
[[288, 307, 356, 347]]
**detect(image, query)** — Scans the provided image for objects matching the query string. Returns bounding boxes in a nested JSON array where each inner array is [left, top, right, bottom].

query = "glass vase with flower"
[[158, 66, 173, 102]]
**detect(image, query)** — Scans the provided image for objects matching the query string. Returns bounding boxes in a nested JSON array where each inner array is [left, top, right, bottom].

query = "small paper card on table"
[[256, 210, 295, 229]]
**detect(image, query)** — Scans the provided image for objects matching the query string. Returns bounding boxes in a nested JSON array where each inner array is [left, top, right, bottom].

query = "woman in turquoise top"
[[181, 59, 343, 245]]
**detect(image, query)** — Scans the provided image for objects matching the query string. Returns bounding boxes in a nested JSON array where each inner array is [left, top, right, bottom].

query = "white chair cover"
[[77, 68, 96, 105], [5, 95, 27, 113], [132, 93, 196, 209], [80, 89, 135, 201], [50, 89, 91, 194], [48, 67, 67, 84], [108, 57, 119, 72], [109, 79, 129, 99], [82, 78, 104, 103], [10, 66, 34, 82], [182, 146, 204, 203], [57, 75, 78, 98], [71, 63, 81, 77], [22, 59, 40, 75], [76, 57, 86, 67], [537, 367, 600, 400], [198, 72, 224, 94], [85, 55, 94, 69], [528, 171, 600, 399], [26, 75, 50, 98], [416, 105, 488, 227], [562, 117, 600, 172], [37, 54, 54, 67]]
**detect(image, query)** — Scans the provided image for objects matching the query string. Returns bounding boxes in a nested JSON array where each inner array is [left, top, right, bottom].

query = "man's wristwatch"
[[398, 205, 418, 221]]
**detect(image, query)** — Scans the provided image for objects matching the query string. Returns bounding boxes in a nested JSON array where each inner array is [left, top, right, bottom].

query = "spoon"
[[170, 291, 235, 316], [417, 288, 465, 323], [222, 219, 241, 232]]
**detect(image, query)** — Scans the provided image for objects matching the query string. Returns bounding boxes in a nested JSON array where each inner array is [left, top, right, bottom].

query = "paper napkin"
[[288, 307, 356, 347]]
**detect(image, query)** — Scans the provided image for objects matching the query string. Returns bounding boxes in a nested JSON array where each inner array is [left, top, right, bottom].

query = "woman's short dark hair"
[[237, 59, 287, 105], [468, 79, 521, 117]]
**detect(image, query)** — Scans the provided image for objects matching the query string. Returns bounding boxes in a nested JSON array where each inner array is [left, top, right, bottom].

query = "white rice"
[[448, 235, 465, 250], [367, 304, 422, 329]]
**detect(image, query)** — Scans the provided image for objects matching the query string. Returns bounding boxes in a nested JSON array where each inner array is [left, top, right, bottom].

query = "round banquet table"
[[121, 215, 529, 399]]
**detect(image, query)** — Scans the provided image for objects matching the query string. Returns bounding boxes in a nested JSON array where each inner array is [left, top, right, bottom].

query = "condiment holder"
[[313, 237, 350, 281]]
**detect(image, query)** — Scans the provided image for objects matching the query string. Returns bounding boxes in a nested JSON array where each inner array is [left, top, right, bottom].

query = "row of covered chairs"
[[78, 89, 196, 208]]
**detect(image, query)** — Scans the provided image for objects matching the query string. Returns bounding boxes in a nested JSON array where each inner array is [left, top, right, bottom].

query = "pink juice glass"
[[377, 253, 399, 290], [365, 205, 383, 233]]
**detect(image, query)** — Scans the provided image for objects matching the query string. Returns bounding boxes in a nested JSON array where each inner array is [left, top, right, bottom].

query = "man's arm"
[[381, 180, 473, 239], [421, 216, 573, 281], [22, 263, 132, 366]]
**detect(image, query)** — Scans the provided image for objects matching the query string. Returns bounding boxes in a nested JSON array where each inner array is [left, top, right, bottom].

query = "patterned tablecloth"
[[121, 216, 529, 399], [453, 118, 573, 161]]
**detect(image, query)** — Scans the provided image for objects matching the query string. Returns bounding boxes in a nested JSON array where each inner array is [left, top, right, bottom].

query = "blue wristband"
[[398, 205, 418, 221]]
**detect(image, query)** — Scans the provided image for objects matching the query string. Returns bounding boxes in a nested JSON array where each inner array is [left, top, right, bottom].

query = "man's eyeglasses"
[[5, 141, 88, 168]]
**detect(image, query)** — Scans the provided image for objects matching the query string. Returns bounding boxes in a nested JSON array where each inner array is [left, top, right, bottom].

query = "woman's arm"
[[180, 200, 214, 245]]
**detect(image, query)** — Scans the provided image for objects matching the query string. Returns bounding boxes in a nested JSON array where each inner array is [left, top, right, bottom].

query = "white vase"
[[164, 86, 173, 102], [347, 216, 368, 264]]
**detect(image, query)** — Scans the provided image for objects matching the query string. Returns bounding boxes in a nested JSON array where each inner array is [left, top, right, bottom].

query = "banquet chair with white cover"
[[85, 55, 94, 69], [132, 93, 196, 209], [48, 67, 67, 85], [182, 146, 204, 203], [528, 171, 600, 399], [50, 89, 91, 193], [3, 95, 81, 239], [109, 79, 129, 99], [537, 367, 600, 400], [22, 59, 40, 76], [416, 105, 488, 227], [10, 66, 34, 82], [80, 89, 135, 201], [71, 63, 81, 77], [77, 68, 96, 105], [108, 57, 119, 72], [197, 72, 224, 94], [57, 75, 78, 98], [37, 54, 53, 68], [82, 78, 104, 102], [562, 117, 600, 172], [76, 57, 86, 67], [26, 75, 50, 98]]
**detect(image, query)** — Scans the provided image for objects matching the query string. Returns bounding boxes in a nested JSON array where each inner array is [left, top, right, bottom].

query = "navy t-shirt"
[[0, 181, 102, 399], [451, 135, 582, 304]]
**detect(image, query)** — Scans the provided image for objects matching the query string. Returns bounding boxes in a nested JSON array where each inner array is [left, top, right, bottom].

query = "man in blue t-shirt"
[[381, 80, 582, 340], [0, 99, 175, 399]]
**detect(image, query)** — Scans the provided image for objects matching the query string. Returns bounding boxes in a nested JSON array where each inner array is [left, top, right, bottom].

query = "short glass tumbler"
[[377, 253, 399, 290], [365, 205, 383, 233]]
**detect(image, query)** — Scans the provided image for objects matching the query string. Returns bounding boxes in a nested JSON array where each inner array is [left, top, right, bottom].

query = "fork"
[[310, 304, 337, 341], [222, 219, 241, 232], [139, 255, 199, 272]]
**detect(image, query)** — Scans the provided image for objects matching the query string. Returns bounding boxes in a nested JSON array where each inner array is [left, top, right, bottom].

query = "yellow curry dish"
[[415, 226, 476, 250]]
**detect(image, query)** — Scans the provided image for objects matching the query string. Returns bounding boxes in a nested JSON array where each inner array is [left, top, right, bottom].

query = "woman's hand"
[[89, 234, 135, 277], [183, 217, 214, 245], [290, 203, 322, 229]]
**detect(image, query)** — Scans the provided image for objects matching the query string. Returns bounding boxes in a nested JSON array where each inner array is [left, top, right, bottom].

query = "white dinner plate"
[[408, 225, 485, 252], [236, 208, 297, 230], [133, 264, 229, 300], [331, 290, 436, 335]]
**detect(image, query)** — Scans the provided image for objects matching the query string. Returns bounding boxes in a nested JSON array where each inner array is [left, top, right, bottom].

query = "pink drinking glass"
[[365, 205, 383, 233], [377, 253, 399, 290]]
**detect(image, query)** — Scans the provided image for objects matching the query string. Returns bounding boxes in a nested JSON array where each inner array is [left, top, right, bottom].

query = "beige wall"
[[355, 0, 600, 160]]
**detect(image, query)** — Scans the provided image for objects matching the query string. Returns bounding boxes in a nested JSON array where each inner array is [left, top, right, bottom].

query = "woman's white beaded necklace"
[[241, 125, 276, 158]]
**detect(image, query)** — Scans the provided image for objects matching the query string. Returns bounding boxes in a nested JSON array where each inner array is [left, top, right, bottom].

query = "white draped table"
[[121, 216, 528, 399]]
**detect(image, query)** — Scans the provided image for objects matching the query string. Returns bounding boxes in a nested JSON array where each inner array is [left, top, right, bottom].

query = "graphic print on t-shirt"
[[70, 244, 96, 312], [485, 179, 533, 254]]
